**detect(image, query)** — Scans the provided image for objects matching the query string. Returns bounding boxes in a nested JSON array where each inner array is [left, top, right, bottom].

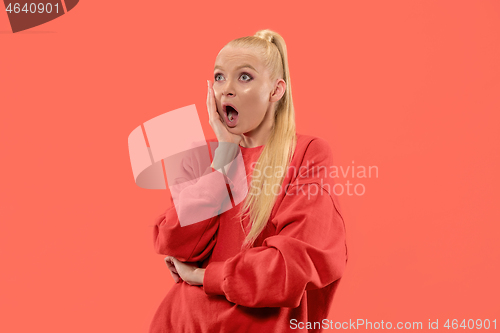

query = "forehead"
[[214, 47, 266, 72]]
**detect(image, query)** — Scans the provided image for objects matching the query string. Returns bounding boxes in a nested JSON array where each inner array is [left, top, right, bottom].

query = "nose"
[[221, 78, 236, 97]]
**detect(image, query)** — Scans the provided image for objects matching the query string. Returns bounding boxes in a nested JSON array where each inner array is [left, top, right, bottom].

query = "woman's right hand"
[[207, 80, 244, 145]]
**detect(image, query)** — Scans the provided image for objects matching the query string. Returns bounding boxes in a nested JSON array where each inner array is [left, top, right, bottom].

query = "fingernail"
[[207, 80, 209, 87]]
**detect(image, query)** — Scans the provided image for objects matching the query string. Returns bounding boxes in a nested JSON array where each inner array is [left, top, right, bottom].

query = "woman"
[[150, 29, 347, 333]]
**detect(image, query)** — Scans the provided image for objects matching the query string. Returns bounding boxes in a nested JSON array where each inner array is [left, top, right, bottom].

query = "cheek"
[[240, 86, 270, 121], [257, 85, 272, 103], [245, 88, 269, 107]]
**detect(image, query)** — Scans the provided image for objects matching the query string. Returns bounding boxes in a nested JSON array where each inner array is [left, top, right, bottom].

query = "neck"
[[240, 113, 273, 148], [240, 129, 271, 148]]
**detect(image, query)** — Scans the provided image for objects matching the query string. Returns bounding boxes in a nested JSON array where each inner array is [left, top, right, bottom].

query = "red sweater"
[[149, 133, 348, 333]]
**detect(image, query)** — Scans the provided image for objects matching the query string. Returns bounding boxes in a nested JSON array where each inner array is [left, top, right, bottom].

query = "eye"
[[240, 73, 252, 81], [214, 73, 224, 81]]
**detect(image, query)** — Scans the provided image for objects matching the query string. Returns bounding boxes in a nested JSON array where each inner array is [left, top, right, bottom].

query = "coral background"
[[1, 1, 499, 331]]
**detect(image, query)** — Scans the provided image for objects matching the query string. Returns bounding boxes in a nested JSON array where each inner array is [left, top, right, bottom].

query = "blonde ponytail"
[[227, 29, 297, 249]]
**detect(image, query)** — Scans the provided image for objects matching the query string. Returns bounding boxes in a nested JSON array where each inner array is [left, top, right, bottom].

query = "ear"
[[269, 79, 286, 103]]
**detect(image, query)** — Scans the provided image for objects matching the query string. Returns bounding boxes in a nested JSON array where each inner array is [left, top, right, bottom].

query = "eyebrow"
[[214, 64, 259, 73]]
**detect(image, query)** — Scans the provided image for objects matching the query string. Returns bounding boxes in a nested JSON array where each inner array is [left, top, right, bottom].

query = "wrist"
[[211, 142, 239, 170], [194, 268, 206, 285]]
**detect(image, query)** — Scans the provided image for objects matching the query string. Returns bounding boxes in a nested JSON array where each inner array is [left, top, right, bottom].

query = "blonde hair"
[[227, 29, 297, 249]]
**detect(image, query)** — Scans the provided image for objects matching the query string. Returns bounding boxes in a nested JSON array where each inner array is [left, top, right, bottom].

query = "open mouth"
[[223, 104, 239, 126]]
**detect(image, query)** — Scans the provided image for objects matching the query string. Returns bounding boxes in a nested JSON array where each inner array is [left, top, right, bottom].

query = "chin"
[[227, 126, 242, 134]]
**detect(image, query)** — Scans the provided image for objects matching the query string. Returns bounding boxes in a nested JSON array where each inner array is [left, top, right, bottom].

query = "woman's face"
[[213, 46, 276, 135]]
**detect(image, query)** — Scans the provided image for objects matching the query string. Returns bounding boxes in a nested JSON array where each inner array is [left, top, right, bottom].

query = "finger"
[[208, 80, 221, 124], [169, 270, 180, 283], [206, 80, 211, 117], [164, 257, 180, 282], [164, 256, 178, 273], [170, 257, 181, 272], [207, 80, 215, 119], [209, 81, 216, 114], [167, 262, 178, 274]]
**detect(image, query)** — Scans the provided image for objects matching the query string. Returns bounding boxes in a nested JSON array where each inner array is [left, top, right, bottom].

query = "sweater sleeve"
[[202, 183, 347, 308], [153, 157, 233, 262]]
